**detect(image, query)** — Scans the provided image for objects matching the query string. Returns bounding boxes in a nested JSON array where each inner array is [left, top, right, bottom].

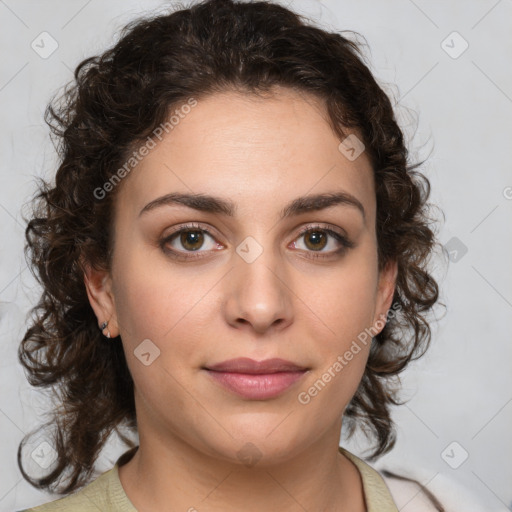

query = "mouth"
[[202, 358, 310, 400]]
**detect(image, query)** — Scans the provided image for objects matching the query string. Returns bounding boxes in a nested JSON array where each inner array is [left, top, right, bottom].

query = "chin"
[[203, 426, 310, 468]]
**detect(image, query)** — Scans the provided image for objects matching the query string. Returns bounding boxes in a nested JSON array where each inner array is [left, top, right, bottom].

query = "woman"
[[17, 0, 443, 510]]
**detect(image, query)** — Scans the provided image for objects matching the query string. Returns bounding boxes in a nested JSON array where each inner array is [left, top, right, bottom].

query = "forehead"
[[116, 88, 376, 223]]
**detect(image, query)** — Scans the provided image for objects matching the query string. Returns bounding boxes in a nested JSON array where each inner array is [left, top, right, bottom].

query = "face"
[[85, 87, 397, 466]]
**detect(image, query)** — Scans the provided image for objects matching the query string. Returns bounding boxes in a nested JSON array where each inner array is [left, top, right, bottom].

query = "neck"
[[118, 428, 366, 511]]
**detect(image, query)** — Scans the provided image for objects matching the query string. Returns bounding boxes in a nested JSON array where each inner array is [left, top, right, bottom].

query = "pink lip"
[[203, 358, 309, 400]]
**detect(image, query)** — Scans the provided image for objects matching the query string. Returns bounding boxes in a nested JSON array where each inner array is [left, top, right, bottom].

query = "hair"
[[18, 0, 443, 498]]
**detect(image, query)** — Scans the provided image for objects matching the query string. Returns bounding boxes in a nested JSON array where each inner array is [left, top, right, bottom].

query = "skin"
[[84, 86, 397, 512]]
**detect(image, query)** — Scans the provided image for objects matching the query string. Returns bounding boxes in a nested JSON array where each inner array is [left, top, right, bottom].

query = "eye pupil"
[[181, 230, 204, 251], [305, 231, 327, 251]]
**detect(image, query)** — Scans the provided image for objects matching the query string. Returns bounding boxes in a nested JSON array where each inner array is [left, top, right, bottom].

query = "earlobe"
[[82, 260, 118, 338], [383, 259, 398, 309], [374, 259, 398, 329]]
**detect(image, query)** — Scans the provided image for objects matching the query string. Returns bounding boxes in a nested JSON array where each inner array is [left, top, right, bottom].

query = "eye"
[[159, 222, 354, 261], [290, 224, 354, 259], [160, 223, 222, 260]]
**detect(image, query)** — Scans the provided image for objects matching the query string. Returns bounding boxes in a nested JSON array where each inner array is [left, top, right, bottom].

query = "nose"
[[222, 242, 294, 335]]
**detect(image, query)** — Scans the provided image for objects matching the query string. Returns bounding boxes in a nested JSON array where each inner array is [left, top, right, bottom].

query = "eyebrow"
[[138, 190, 365, 221]]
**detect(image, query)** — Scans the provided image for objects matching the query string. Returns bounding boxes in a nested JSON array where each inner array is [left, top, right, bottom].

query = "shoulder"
[[21, 448, 139, 512], [340, 446, 489, 512], [20, 468, 120, 512], [379, 470, 444, 512], [380, 468, 490, 512], [340, 447, 399, 511]]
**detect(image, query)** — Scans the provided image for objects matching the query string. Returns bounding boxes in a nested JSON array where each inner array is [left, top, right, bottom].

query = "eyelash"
[[159, 222, 354, 261]]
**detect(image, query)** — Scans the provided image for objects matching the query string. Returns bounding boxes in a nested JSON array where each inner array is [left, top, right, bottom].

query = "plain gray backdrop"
[[1, 0, 511, 510]]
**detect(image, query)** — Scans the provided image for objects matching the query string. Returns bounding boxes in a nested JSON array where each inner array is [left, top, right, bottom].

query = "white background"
[[0, 0, 511, 510]]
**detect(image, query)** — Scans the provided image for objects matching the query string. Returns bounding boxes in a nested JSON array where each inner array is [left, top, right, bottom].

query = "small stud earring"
[[100, 321, 112, 339]]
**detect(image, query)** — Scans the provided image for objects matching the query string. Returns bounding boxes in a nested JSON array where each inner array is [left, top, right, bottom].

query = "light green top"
[[21, 446, 398, 511]]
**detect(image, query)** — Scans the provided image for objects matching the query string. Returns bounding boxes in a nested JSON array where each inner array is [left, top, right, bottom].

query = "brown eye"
[[303, 230, 328, 251], [179, 230, 205, 251], [291, 225, 355, 259], [160, 223, 221, 260]]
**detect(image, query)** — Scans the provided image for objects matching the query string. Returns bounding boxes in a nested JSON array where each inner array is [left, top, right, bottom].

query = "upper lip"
[[204, 357, 308, 374]]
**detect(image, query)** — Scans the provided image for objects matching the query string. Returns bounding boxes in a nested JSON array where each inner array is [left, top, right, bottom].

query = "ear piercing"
[[100, 320, 111, 338]]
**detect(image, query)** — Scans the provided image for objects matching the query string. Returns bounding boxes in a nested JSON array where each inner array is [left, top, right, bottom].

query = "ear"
[[82, 259, 119, 338], [372, 259, 398, 334]]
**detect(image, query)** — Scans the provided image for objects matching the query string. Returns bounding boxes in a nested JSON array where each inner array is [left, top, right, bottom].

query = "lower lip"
[[204, 370, 307, 400]]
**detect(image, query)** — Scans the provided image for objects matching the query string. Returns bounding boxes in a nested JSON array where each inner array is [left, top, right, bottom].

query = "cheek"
[[110, 252, 204, 417], [112, 241, 208, 341], [302, 248, 379, 348], [293, 248, 378, 409], [111, 241, 225, 400]]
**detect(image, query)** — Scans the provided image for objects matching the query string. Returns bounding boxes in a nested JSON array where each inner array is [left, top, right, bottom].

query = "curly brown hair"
[[18, 0, 443, 496]]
